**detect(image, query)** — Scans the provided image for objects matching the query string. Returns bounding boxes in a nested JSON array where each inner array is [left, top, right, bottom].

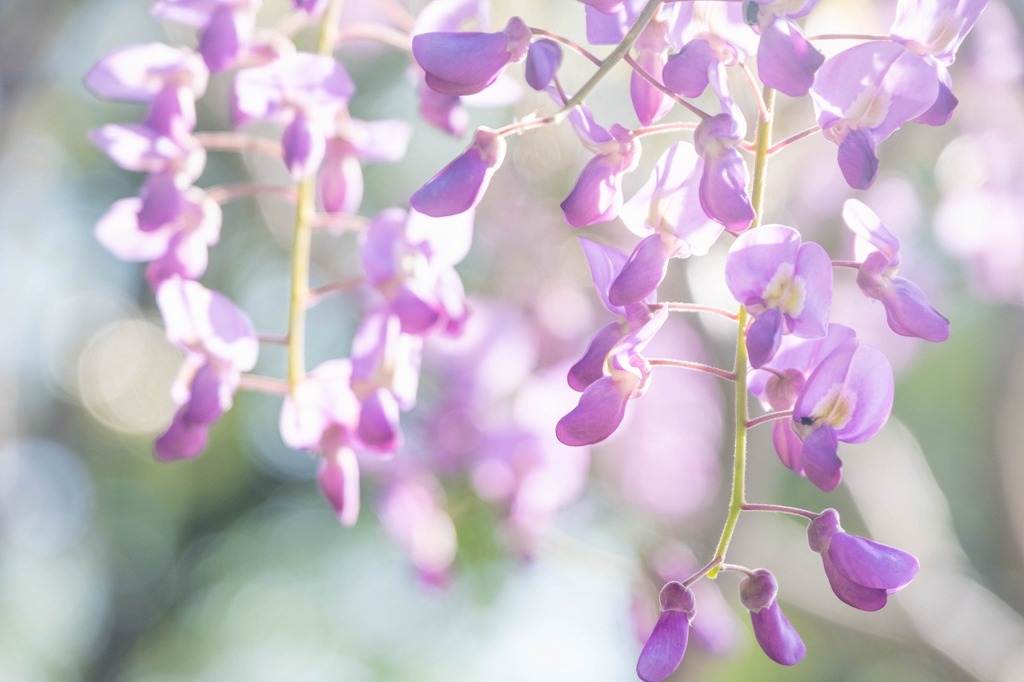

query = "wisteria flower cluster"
[[89, 0, 983, 676]]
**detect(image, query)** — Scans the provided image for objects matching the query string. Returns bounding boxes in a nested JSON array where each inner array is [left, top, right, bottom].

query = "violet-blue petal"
[[568, 322, 621, 391], [662, 39, 716, 98], [411, 128, 506, 217], [837, 128, 880, 190], [137, 172, 186, 231], [282, 113, 326, 180], [319, 447, 361, 526], [822, 550, 889, 611], [155, 404, 210, 461], [749, 601, 806, 666], [555, 374, 635, 446], [525, 38, 563, 90], [876, 276, 951, 342], [747, 308, 783, 369], [609, 234, 676, 307], [828, 532, 920, 592], [414, 18, 530, 96], [756, 17, 824, 97], [800, 425, 843, 491], [198, 5, 246, 72], [637, 610, 689, 682], [578, 237, 629, 315]]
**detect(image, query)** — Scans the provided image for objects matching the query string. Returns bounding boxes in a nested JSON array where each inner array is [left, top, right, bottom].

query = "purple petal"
[[637, 610, 690, 682], [414, 18, 530, 96], [876, 276, 951, 341], [837, 128, 880, 190], [725, 224, 801, 306], [747, 308, 783, 369], [358, 388, 402, 453], [915, 71, 958, 126], [789, 240, 832, 338], [138, 172, 187, 231], [822, 550, 889, 611], [609, 234, 676, 307], [831, 344, 894, 443], [568, 322, 621, 391], [695, 115, 754, 232], [578, 237, 629, 315], [318, 139, 364, 214], [525, 38, 563, 90], [843, 198, 900, 263], [631, 49, 672, 126], [555, 375, 635, 446], [807, 508, 841, 553], [739, 568, 778, 612], [662, 39, 716, 98], [417, 82, 469, 137], [411, 128, 506, 217], [233, 54, 354, 125], [319, 447, 361, 526], [890, 0, 989, 65], [85, 43, 208, 102], [155, 404, 210, 461], [750, 601, 806, 666], [282, 113, 326, 180], [756, 18, 824, 97], [198, 5, 246, 72], [801, 425, 843, 491], [828, 532, 920, 591], [772, 419, 805, 474], [95, 198, 170, 261]]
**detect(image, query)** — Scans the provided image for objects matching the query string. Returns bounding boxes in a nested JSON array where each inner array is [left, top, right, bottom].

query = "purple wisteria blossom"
[[561, 113, 641, 228], [280, 359, 363, 525], [360, 208, 472, 335], [807, 508, 920, 611], [746, 0, 824, 97], [810, 42, 939, 189], [693, 114, 755, 233], [558, 238, 666, 446], [738, 568, 806, 665], [411, 127, 506, 217], [154, 277, 258, 461], [790, 340, 894, 490], [890, 0, 989, 125], [630, 13, 675, 126], [843, 199, 950, 341], [318, 118, 412, 216], [524, 38, 563, 90], [413, 16, 532, 96], [636, 581, 696, 682], [233, 53, 355, 179], [378, 466, 457, 586], [726, 225, 832, 368], [152, 0, 262, 72], [612, 142, 724, 306]]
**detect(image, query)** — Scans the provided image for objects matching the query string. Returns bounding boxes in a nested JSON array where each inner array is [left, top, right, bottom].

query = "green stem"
[[708, 87, 776, 578], [556, 0, 664, 119], [287, 0, 345, 392]]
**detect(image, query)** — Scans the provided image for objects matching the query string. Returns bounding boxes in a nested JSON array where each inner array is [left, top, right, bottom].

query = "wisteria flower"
[[561, 117, 641, 228], [636, 581, 696, 682], [630, 13, 675, 126], [413, 16, 532, 96], [318, 118, 412, 216], [843, 199, 950, 341], [738, 569, 806, 665], [411, 127, 506, 217], [790, 340, 894, 490], [233, 53, 355, 179], [154, 277, 258, 461], [726, 225, 832, 368], [152, 0, 262, 72], [807, 508, 920, 611], [694, 114, 754, 233], [611, 142, 724, 306], [810, 42, 939, 189], [558, 239, 666, 446], [747, 0, 825, 97], [524, 38, 563, 90], [280, 359, 363, 525]]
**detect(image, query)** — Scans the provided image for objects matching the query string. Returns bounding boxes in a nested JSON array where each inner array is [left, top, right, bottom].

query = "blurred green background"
[[2, 0, 1024, 680]]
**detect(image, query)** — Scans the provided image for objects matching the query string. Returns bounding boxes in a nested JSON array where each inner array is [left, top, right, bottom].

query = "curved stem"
[[623, 54, 711, 120], [768, 125, 821, 155], [806, 33, 892, 42], [709, 87, 775, 579], [650, 301, 739, 320], [631, 121, 698, 138], [746, 409, 793, 429], [195, 131, 283, 158], [832, 259, 861, 269], [683, 556, 723, 587], [529, 27, 603, 67], [206, 183, 297, 205], [307, 276, 365, 306], [336, 22, 411, 51], [742, 502, 818, 520], [648, 358, 736, 382]]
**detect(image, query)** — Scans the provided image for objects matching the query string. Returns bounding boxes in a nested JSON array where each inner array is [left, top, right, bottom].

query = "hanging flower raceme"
[[725, 225, 832, 368], [810, 42, 940, 189], [807, 509, 920, 611], [738, 569, 806, 665], [842, 199, 950, 341], [745, 0, 825, 97], [280, 359, 363, 525], [790, 340, 894, 491], [233, 53, 355, 179], [636, 581, 696, 682], [154, 277, 258, 461], [611, 142, 724, 306], [413, 16, 532, 96], [152, 0, 262, 72], [411, 127, 506, 217], [557, 239, 667, 446], [890, 0, 989, 125]]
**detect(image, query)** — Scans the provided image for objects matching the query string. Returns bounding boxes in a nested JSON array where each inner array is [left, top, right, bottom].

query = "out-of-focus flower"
[[318, 118, 412, 216], [152, 0, 263, 71], [154, 277, 258, 460], [807, 508, 920, 610]]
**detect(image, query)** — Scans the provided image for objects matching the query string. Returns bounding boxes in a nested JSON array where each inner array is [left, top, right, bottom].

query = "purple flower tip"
[[414, 16, 532, 96], [411, 127, 506, 217], [525, 38, 563, 90], [637, 582, 696, 682]]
